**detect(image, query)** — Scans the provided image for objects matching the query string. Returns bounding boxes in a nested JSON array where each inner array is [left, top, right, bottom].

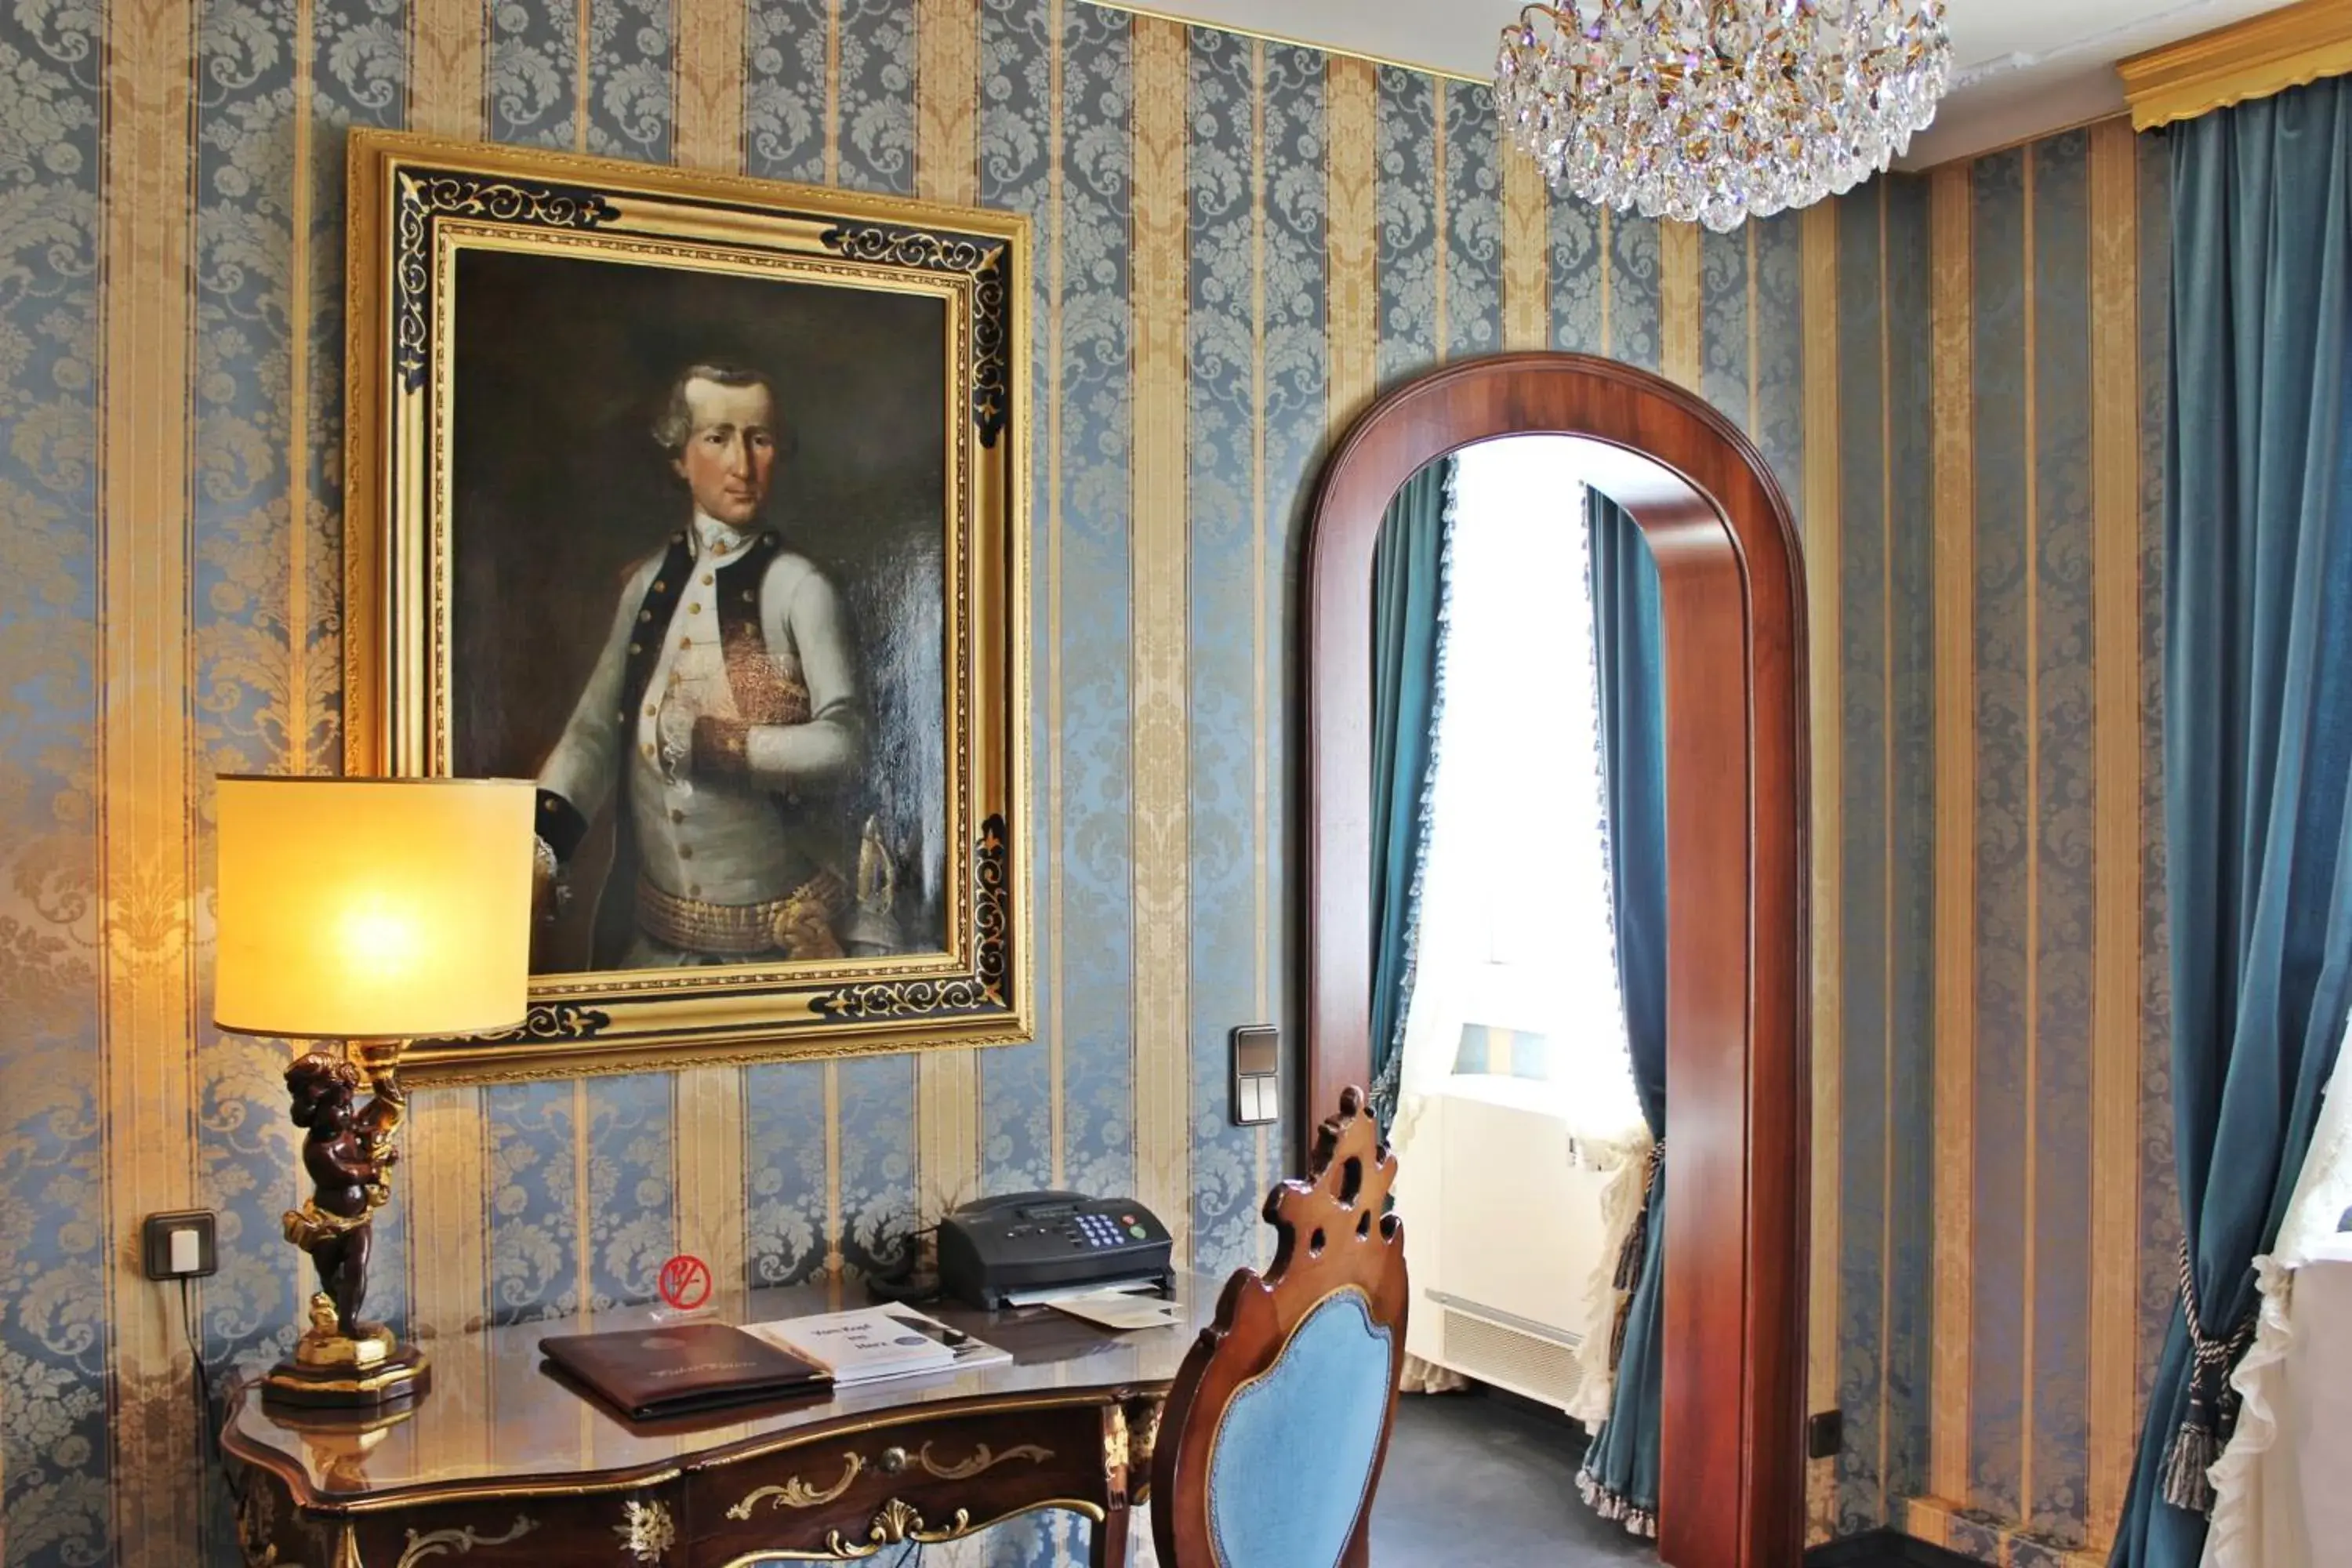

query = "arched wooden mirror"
[[1304, 354, 1809, 1568]]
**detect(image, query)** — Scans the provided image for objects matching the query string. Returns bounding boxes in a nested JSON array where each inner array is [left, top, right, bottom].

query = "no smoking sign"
[[659, 1253, 713, 1313]]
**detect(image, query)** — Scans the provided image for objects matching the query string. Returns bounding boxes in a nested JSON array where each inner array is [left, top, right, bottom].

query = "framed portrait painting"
[[343, 132, 1029, 1083]]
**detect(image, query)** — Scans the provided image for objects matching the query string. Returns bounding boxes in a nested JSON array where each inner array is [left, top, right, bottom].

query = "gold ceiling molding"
[[2118, 0, 2352, 131]]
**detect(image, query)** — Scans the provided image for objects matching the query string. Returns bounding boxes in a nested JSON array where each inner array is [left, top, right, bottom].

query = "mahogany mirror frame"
[[1303, 353, 1809, 1568]]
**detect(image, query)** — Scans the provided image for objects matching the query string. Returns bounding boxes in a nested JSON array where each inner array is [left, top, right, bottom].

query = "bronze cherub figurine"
[[266, 1049, 426, 1408], [282, 1051, 401, 1336]]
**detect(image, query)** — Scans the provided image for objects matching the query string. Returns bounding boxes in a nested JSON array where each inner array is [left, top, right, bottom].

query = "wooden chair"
[[1149, 1087, 1409, 1568]]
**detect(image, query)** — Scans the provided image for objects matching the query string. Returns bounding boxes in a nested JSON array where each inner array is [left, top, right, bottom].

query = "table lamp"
[[214, 775, 535, 1409]]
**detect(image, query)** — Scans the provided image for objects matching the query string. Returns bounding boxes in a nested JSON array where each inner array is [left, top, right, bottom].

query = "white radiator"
[[1394, 1079, 1617, 1413]]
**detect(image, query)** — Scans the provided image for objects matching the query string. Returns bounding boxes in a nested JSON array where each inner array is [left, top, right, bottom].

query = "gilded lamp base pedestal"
[[261, 1295, 430, 1410]]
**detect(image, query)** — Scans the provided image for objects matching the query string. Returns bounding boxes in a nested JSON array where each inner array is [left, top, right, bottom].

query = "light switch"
[[1231, 1025, 1279, 1127]]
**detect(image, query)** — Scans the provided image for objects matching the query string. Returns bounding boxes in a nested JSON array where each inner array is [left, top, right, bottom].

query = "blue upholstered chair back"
[[1204, 1287, 1395, 1568], [1149, 1087, 1408, 1568]]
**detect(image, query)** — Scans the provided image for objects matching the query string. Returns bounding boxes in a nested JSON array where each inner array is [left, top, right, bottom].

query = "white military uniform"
[[537, 510, 869, 965]]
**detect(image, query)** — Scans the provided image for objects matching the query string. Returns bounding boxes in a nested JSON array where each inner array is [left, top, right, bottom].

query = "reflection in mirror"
[[1370, 435, 1671, 1552]]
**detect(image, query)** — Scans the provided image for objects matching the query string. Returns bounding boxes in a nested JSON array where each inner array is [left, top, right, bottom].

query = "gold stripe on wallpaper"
[[824, 1061, 844, 1274], [1599, 209, 1613, 357], [913, 0, 985, 1232], [917, 0, 982, 206], [289, 0, 314, 786], [2020, 142, 2042, 1523], [407, 1091, 492, 1327], [1432, 82, 1449, 359], [1747, 223, 1761, 439], [100, 0, 200, 1553], [673, 1069, 749, 1302], [1250, 39, 1273, 1211], [915, 1053, 982, 1218], [670, 1077, 754, 1265], [1659, 220, 1702, 391], [1876, 178, 1898, 1527], [408, 0, 485, 138], [1500, 136, 1548, 352], [573, 1080, 593, 1322], [1047, 0, 1069, 1187], [573, 0, 593, 151], [1325, 58, 1378, 442], [1928, 158, 1978, 1514], [405, 1091, 492, 1464], [2086, 116, 2144, 1555], [824, 0, 844, 186], [400, 0, 491, 1395], [1130, 11, 1193, 1269], [676, 0, 749, 172], [1903, 1495, 1953, 1549], [1800, 199, 1842, 1480]]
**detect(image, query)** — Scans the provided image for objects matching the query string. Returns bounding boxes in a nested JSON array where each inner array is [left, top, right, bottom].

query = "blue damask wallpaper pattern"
[[0, 0, 2173, 1563]]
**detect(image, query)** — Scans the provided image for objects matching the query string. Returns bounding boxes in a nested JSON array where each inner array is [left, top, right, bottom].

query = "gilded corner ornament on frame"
[[343, 132, 1032, 1083]]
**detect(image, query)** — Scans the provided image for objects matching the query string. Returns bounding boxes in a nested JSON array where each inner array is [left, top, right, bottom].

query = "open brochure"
[[742, 1307, 1011, 1385]]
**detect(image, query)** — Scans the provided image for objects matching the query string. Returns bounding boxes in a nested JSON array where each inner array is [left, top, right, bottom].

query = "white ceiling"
[[1109, 0, 2294, 167]]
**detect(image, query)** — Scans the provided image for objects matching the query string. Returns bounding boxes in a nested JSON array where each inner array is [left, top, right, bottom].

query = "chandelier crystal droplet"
[[1495, 0, 1952, 232]]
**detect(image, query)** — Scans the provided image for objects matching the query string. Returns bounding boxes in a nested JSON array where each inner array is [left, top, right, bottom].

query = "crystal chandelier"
[[1495, 0, 1952, 232]]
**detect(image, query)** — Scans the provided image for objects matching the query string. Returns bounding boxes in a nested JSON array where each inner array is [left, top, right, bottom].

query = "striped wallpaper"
[[1881, 122, 2180, 1568], [0, 0, 2178, 1561]]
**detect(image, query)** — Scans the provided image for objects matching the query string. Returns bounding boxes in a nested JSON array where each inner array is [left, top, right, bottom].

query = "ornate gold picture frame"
[[343, 132, 1029, 1083]]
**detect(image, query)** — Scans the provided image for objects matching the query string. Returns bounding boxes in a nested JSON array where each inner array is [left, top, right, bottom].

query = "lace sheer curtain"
[[2205, 1008, 2352, 1567], [1391, 437, 1645, 1140]]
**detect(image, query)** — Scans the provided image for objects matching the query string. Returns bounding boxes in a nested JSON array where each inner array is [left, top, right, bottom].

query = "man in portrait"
[[531, 362, 898, 968]]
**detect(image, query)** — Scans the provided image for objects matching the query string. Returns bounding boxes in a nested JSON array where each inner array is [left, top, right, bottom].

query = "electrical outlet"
[[1807, 1408, 1844, 1460], [142, 1210, 218, 1281]]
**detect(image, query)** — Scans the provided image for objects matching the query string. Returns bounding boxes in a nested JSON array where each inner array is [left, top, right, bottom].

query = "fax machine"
[[938, 1190, 1175, 1310]]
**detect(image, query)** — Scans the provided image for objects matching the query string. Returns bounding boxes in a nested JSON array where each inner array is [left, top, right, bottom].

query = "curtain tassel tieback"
[[1606, 1141, 1664, 1372], [2160, 1239, 2257, 1516]]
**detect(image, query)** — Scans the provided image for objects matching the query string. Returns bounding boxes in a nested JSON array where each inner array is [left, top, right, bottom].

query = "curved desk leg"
[[1094, 1397, 1147, 1567], [1091, 1505, 1130, 1567]]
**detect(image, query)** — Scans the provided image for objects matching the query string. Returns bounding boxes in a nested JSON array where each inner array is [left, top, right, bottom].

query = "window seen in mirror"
[[1396, 437, 1642, 1139]]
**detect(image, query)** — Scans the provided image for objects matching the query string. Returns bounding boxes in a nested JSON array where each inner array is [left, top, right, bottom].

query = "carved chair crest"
[[1149, 1086, 1410, 1568]]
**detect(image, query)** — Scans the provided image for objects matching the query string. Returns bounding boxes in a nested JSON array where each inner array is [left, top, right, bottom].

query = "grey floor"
[[1370, 1391, 1657, 1567]]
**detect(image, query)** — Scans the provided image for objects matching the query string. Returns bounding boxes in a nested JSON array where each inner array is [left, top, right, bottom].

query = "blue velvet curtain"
[[1368, 459, 1455, 1127], [1577, 490, 1670, 1534], [2113, 78, 2352, 1568]]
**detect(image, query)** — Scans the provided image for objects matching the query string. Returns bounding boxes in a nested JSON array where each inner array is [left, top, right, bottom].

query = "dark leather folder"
[[538, 1321, 831, 1421]]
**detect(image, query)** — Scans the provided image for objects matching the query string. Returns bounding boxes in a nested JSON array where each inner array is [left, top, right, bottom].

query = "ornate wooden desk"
[[224, 1274, 1218, 1566]]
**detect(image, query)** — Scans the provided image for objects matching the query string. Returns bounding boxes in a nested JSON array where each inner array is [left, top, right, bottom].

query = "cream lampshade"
[[212, 774, 534, 1410], [214, 775, 535, 1040]]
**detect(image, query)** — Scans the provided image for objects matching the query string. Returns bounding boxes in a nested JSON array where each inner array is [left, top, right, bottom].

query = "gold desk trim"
[[716, 1497, 1109, 1566], [391, 1516, 538, 1568], [728, 1453, 866, 1518], [231, 1387, 1149, 1515], [614, 1498, 676, 1563], [915, 1439, 1053, 1481], [2120, 0, 2352, 130]]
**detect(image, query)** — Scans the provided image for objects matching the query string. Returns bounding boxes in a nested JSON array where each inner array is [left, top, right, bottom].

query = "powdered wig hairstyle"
[[652, 363, 784, 456]]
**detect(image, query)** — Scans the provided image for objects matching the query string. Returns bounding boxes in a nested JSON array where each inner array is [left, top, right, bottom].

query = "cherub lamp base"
[[261, 1293, 430, 1410]]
